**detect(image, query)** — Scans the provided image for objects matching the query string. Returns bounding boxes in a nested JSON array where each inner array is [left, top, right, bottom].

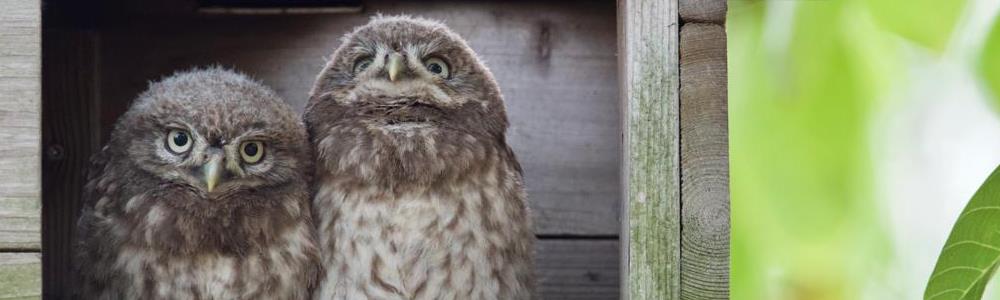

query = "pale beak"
[[203, 154, 223, 193], [386, 52, 404, 82]]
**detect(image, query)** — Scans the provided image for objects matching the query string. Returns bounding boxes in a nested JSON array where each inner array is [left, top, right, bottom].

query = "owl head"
[[304, 15, 512, 185], [108, 67, 310, 199]]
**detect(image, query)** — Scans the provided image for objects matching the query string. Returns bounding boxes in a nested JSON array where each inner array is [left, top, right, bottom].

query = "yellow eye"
[[424, 57, 449, 78], [353, 57, 373, 74], [166, 129, 192, 154], [240, 141, 264, 164]]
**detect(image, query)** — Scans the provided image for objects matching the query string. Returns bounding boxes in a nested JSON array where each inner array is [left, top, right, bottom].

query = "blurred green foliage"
[[982, 20, 1000, 110], [729, 0, 972, 298], [865, 0, 966, 52]]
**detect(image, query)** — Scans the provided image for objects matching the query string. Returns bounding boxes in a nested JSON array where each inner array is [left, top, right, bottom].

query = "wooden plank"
[[679, 0, 726, 24], [619, 0, 680, 299], [0, 0, 41, 252], [0, 198, 39, 252], [537, 239, 620, 300], [92, 0, 620, 236], [679, 23, 729, 300], [41, 30, 101, 299], [0, 253, 42, 299]]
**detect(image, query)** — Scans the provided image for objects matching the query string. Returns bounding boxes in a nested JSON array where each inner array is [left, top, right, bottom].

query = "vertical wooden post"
[[621, 0, 729, 299], [679, 1, 728, 299], [42, 29, 101, 299], [0, 0, 42, 298], [679, 19, 729, 300], [619, 0, 681, 299]]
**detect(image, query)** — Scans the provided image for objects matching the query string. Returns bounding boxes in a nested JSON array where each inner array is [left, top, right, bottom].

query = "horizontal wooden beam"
[[0, 253, 41, 298], [0, 197, 40, 251], [538, 239, 620, 299]]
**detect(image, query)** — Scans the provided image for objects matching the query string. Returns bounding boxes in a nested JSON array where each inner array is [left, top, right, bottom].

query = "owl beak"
[[386, 53, 404, 82], [203, 154, 224, 193]]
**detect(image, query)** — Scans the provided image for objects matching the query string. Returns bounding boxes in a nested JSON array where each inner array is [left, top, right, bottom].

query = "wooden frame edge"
[[619, 0, 681, 299]]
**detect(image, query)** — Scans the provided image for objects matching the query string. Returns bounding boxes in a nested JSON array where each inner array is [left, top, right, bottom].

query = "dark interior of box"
[[42, 0, 620, 298]]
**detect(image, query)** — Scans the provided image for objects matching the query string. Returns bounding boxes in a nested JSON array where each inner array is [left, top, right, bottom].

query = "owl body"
[[305, 16, 535, 300], [75, 68, 320, 299], [311, 127, 532, 300]]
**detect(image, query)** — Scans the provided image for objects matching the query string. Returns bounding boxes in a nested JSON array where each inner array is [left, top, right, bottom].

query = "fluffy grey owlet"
[[304, 15, 535, 300], [74, 68, 321, 299]]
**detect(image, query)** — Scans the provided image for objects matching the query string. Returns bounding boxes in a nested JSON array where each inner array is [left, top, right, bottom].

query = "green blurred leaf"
[[925, 165, 1000, 300], [865, 0, 966, 52], [731, 1, 894, 298], [981, 19, 1000, 110]]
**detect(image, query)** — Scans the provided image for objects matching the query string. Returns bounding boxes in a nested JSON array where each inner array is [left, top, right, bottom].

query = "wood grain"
[[41, 30, 101, 299], [679, 0, 726, 24], [0, 196, 39, 251], [0, 253, 42, 299], [537, 239, 620, 300], [679, 22, 729, 300], [0, 0, 41, 252], [94, 0, 621, 236], [619, 0, 681, 299]]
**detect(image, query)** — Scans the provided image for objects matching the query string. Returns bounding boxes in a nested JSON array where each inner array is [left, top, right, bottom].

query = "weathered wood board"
[[537, 239, 620, 300], [680, 22, 729, 300], [619, 0, 681, 299], [0, 0, 41, 298], [41, 30, 101, 298], [0, 0, 42, 252], [679, 0, 726, 24], [0, 198, 40, 252], [0, 253, 42, 299], [95, 0, 621, 236]]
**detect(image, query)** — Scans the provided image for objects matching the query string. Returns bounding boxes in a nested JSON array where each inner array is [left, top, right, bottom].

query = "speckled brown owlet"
[[74, 68, 321, 299], [304, 15, 536, 300]]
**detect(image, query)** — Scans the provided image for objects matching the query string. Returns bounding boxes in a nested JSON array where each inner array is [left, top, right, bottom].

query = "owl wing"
[[502, 144, 523, 176], [73, 145, 129, 298], [81, 145, 112, 208]]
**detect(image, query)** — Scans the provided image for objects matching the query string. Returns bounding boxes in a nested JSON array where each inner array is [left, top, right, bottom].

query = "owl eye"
[[353, 57, 373, 74], [240, 141, 265, 164], [424, 57, 449, 78], [166, 129, 192, 154]]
